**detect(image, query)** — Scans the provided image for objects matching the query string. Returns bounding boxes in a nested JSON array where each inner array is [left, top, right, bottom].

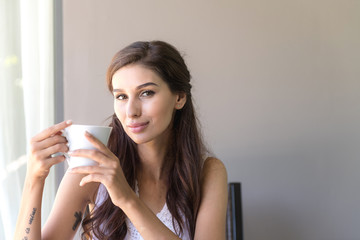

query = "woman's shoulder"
[[201, 157, 227, 184], [196, 157, 228, 239], [202, 157, 227, 174]]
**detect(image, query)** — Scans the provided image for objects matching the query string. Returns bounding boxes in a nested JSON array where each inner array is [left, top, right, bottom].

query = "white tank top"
[[93, 183, 190, 240]]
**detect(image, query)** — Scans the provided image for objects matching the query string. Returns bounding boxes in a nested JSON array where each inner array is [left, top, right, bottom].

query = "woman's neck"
[[137, 123, 174, 182], [137, 140, 168, 182]]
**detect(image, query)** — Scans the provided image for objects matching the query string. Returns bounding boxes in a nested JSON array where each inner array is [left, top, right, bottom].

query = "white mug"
[[63, 124, 112, 169]]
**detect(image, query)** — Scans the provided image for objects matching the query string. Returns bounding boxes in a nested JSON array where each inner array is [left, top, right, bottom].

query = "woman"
[[14, 41, 228, 240]]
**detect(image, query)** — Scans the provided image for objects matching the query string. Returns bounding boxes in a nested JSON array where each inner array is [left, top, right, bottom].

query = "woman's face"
[[112, 64, 184, 145]]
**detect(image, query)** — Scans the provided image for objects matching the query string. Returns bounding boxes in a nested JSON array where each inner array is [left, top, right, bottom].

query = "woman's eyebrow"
[[136, 82, 159, 89], [113, 82, 159, 92]]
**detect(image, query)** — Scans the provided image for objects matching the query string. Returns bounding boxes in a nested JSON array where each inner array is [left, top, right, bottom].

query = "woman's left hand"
[[68, 131, 133, 206]]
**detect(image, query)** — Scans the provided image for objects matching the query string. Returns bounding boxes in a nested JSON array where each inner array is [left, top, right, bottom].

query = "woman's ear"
[[175, 92, 187, 110]]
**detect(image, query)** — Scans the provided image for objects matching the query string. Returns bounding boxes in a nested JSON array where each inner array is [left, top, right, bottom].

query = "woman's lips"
[[127, 122, 149, 133]]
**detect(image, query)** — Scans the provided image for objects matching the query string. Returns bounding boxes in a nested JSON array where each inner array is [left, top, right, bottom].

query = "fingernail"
[[66, 120, 72, 125], [85, 131, 91, 136]]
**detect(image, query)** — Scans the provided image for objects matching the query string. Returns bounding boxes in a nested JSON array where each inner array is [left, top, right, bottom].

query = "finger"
[[37, 143, 69, 159], [35, 134, 68, 151], [31, 120, 72, 142], [84, 131, 114, 158], [69, 165, 104, 175], [70, 149, 109, 165], [44, 155, 66, 168], [79, 173, 104, 186], [54, 131, 64, 136]]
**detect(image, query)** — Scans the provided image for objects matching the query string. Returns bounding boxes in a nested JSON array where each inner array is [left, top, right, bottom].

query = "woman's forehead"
[[112, 64, 167, 90], [113, 65, 162, 85]]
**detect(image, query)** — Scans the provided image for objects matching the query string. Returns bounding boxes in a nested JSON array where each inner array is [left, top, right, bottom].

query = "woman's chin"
[[127, 134, 151, 145]]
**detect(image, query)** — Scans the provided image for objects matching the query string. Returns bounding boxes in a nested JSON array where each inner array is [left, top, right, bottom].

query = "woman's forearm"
[[14, 176, 44, 240], [14, 121, 71, 239], [119, 193, 181, 240]]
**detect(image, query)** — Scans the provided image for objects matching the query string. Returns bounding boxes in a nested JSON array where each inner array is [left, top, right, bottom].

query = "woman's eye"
[[116, 94, 127, 100], [140, 90, 155, 97]]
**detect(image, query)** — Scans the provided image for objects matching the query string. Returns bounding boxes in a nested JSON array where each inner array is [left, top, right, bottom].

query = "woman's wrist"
[[24, 174, 46, 191], [115, 187, 139, 211]]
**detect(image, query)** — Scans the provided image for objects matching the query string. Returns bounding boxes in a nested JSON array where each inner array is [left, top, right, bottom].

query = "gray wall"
[[63, 0, 360, 239]]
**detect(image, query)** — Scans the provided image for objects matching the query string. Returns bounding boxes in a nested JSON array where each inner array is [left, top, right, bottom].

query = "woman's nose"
[[126, 98, 141, 118]]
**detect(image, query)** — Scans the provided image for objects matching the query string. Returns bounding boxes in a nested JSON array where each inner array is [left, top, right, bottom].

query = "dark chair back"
[[226, 182, 243, 240]]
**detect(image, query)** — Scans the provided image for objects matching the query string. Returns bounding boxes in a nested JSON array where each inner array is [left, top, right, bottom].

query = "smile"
[[127, 122, 149, 133]]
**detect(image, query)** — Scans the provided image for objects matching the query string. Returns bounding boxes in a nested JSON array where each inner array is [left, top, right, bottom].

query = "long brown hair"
[[82, 41, 205, 239]]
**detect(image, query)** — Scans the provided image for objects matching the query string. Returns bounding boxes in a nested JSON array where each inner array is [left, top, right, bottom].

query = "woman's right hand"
[[27, 120, 72, 182]]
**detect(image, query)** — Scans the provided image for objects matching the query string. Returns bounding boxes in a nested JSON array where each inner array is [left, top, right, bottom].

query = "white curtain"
[[0, 0, 55, 239]]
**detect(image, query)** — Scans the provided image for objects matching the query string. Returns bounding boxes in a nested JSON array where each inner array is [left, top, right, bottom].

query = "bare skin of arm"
[[14, 120, 72, 240], [15, 171, 98, 240], [194, 157, 228, 240], [14, 176, 44, 240], [42, 172, 99, 240], [14, 120, 100, 240]]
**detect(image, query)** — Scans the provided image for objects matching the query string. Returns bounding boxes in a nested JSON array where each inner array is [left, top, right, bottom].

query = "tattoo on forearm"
[[22, 208, 37, 238], [72, 211, 83, 231], [28, 208, 37, 225]]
